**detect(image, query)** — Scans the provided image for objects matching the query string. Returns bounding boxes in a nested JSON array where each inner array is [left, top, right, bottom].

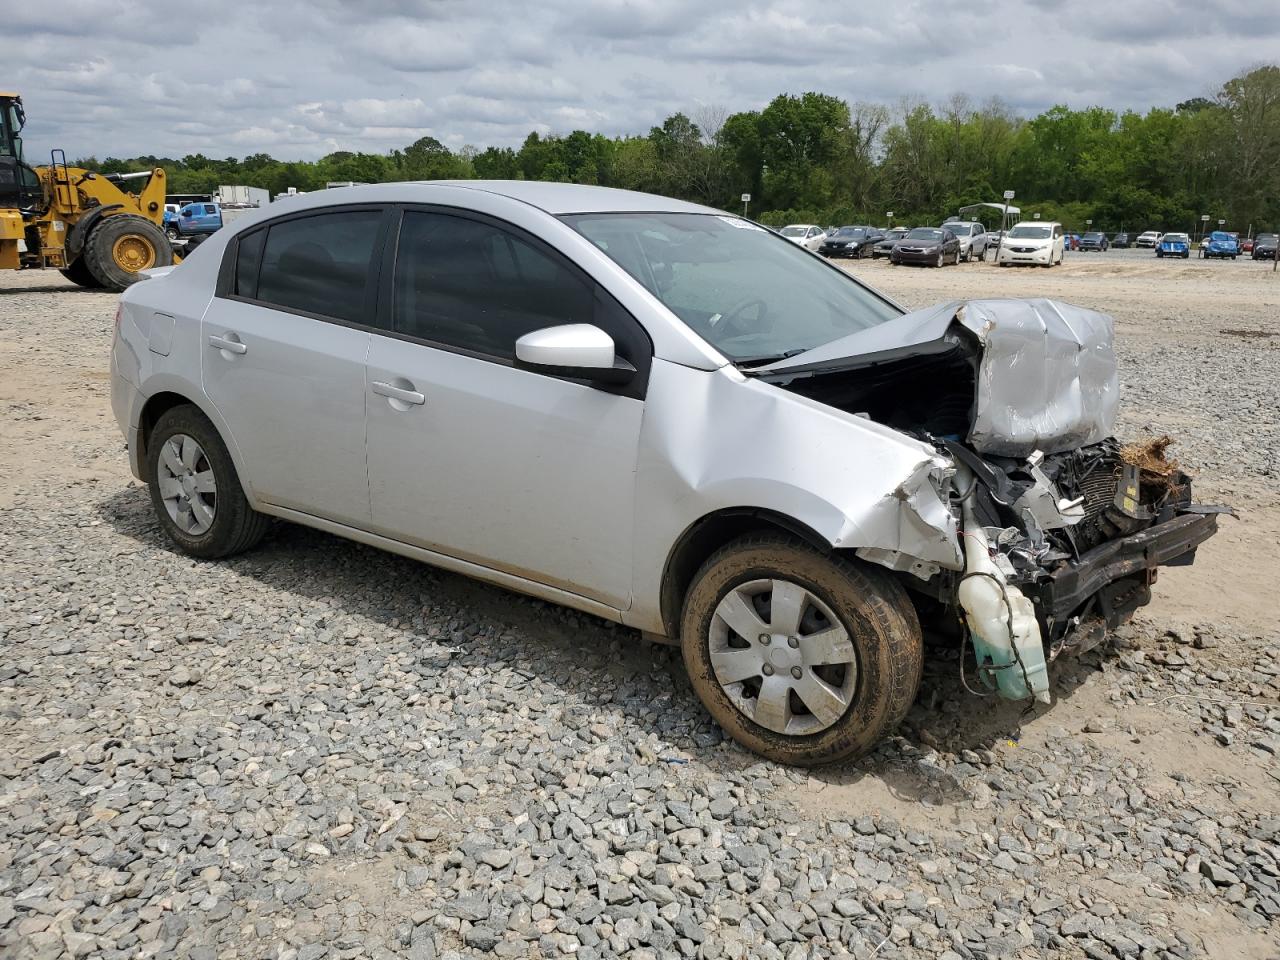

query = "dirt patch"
[[1120, 433, 1184, 496], [1220, 328, 1278, 340]]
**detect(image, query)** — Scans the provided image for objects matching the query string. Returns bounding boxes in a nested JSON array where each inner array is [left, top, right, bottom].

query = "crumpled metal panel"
[[957, 299, 1118, 457], [757, 297, 1118, 458]]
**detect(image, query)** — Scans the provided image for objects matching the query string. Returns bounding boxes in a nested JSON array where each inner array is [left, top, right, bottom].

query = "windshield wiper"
[[734, 348, 807, 370]]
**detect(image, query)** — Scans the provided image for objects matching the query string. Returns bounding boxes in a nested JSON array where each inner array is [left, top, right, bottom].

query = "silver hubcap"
[[157, 433, 216, 536], [709, 579, 857, 736]]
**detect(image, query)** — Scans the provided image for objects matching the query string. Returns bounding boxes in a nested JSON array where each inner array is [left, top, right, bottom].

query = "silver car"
[[111, 182, 1221, 765]]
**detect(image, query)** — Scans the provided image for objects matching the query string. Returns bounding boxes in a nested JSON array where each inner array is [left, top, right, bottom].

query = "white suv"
[[941, 220, 989, 261]]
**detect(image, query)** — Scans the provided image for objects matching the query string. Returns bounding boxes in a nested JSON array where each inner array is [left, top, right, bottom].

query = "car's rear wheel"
[[679, 536, 922, 766], [147, 405, 270, 559]]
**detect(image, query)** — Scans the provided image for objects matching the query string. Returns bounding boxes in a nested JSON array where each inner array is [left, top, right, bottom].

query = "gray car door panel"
[[201, 298, 373, 525]]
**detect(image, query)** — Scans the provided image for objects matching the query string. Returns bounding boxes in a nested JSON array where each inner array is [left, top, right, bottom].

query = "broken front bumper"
[[1027, 509, 1221, 644]]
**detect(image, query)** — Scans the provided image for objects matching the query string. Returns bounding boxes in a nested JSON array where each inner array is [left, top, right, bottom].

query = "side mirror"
[[514, 324, 635, 386]]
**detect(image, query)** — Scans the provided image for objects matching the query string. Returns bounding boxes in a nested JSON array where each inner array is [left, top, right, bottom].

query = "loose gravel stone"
[[1, 265, 1277, 959]]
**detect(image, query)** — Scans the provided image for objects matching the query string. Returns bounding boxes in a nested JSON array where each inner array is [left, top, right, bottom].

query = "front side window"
[[392, 211, 597, 358], [565, 213, 901, 365], [254, 210, 382, 323]]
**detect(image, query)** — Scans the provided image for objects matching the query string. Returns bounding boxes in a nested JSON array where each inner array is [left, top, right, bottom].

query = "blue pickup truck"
[[166, 201, 223, 240]]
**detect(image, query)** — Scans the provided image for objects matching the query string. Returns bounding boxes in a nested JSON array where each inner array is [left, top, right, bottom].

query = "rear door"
[[363, 207, 649, 608], [201, 206, 391, 526]]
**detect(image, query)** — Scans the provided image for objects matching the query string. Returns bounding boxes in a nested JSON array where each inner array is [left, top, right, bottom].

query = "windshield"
[[564, 213, 901, 364], [905, 228, 943, 241], [1210, 232, 1231, 241], [1164, 234, 1188, 242], [779, 226, 807, 237], [1258, 234, 1278, 243], [1083, 233, 1104, 240], [1008, 225, 1051, 239], [946, 223, 972, 235], [833, 227, 866, 238]]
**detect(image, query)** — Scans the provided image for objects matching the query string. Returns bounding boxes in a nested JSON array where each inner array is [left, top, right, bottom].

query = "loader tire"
[[59, 257, 104, 289], [84, 215, 173, 292]]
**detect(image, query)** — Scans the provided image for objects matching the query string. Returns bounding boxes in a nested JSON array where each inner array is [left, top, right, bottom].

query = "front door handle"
[[208, 333, 247, 355], [371, 379, 426, 406]]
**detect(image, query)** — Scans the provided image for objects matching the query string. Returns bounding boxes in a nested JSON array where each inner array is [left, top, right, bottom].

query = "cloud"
[[7, 0, 1276, 162]]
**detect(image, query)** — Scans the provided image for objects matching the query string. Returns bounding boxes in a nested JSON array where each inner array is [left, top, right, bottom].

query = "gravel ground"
[[1, 260, 1278, 960]]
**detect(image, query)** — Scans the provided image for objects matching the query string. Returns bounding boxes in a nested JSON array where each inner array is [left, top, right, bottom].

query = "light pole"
[[886, 211, 893, 229], [996, 190, 1014, 263], [1199, 214, 1209, 242]]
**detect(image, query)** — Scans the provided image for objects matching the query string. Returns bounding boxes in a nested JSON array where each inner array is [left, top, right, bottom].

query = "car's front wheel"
[[680, 536, 922, 766], [147, 404, 270, 559]]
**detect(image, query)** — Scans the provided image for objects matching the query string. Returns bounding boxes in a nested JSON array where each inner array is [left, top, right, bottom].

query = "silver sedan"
[[111, 181, 1219, 764]]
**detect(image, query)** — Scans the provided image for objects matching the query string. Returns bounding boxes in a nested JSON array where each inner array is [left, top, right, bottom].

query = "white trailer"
[[215, 185, 270, 208]]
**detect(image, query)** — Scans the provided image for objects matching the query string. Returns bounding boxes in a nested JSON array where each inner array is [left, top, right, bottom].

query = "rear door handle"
[[371, 379, 426, 406], [208, 333, 247, 355]]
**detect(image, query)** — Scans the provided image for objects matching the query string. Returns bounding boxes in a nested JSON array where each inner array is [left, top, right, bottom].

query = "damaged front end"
[[755, 298, 1229, 704]]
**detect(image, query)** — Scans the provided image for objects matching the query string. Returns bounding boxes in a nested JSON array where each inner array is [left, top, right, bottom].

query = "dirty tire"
[[59, 256, 103, 288], [84, 214, 173, 291], [680, 535, 922, 766], [147, 404, 269, 559]]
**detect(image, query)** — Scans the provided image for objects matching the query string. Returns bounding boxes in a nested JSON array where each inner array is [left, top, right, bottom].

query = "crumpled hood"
[[755, 298, 1119, 457]]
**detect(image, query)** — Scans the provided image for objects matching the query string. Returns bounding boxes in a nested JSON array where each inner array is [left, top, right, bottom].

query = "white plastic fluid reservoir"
[[957, 487, 1051, 704]]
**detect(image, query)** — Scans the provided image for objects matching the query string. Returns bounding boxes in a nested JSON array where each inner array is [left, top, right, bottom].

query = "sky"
[[9, 0, 1279, 162]]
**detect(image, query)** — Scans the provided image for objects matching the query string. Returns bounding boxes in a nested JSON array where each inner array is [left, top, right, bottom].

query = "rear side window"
[[255, 210, 382, 323], [392, 211, 596, 357], [204, 205, 216, 215]]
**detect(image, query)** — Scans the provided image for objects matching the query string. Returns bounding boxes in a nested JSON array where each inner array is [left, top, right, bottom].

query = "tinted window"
[[255, 210, 382, 323], [204, 205, 216, 215], [393, 211, 598, 358], [234, 229, 265, 299]]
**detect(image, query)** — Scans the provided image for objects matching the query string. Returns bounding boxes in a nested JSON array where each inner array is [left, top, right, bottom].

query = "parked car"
[[1136, 231, 1161, 248], [871, 226, 910, 259], [890, 227, 960, 266], [110, 182, 1222, 765], [779, 224, 827, 252], [1240, 237, 1254, 254], [1111, 232, 1130, 248], [173, 201, 223, 239], [940, 220, 989, 262], [1253, 233, 1278, 261], [1202, 231, 1239, 260], [996, 221, 1065, 267], [819, 225, 882, 259], [1079, 232, 1109, 252], [1156, 232, 1191, 258], [162, 203, 183, 240]]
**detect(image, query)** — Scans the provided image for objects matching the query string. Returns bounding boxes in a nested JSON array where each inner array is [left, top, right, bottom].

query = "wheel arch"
[[135, 388, 258, 508], [658, 507, 831, 640]]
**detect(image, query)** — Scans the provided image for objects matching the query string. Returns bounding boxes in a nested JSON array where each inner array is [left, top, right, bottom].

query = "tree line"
[[83, 63, 1279, 234]]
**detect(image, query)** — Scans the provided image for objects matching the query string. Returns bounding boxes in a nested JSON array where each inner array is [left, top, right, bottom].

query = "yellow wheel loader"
[[0, 92, 175, 291]]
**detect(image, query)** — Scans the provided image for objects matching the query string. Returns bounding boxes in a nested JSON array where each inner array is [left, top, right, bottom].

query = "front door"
[[201, 206, 387, 526], [364, 209, 649, 608]]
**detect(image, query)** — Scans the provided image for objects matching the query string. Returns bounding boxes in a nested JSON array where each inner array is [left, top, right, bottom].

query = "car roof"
[[280, 180, 724, 217]]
